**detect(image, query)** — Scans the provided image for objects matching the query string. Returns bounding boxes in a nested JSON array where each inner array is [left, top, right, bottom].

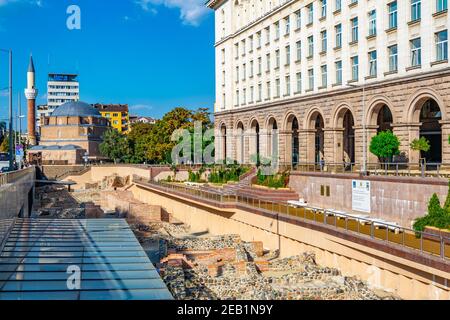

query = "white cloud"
[[135, 0, 209, 26]]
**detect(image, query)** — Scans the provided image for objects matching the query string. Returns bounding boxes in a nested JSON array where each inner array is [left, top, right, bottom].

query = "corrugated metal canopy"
[[0, 219, 173, 300]]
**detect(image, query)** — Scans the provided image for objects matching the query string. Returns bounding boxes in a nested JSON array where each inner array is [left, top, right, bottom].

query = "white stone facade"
[[208, 0, 450, 167]]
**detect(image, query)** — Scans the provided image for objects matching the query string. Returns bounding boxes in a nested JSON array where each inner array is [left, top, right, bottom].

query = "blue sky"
[[0, 0, 215, 124]]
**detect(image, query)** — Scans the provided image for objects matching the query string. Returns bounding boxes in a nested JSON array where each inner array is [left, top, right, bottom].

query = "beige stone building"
[[29, 101, 109, 165], [208, 0, 450, 168]]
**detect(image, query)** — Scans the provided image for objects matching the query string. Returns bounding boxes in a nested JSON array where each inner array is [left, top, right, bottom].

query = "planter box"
[[251, 184, 290, 191], [424, 226, 450, 244]]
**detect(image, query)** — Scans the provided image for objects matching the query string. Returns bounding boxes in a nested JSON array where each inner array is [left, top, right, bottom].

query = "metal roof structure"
[[51, 101, 102, 118], [0, 219, 173, 300]]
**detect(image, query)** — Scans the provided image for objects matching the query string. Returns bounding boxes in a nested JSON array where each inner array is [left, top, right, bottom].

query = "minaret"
[[24, 55, 38, 146]]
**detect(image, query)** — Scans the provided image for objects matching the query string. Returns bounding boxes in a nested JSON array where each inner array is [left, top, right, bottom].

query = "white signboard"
[[352, 180, 371, 213]]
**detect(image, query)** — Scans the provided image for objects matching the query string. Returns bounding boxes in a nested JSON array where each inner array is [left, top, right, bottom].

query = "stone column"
[[329, 128, 344, 164], [278, 130, 291, 169], [392, 123, 421, 164], [244, 135, 250, 164], [302, 129, 316, 163], [259, 130, 269, 160], [323, 129, 335, 165], [440, 121, 450, 166], [353, 126, 377, 170]]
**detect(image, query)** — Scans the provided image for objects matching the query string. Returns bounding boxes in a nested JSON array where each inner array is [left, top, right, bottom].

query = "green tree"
[[369, 130, 400, 162], [410, 137, 430, 153], [127, 122, 154, 163], [99, 129, 132, 163], [0, 134, 9, 153]]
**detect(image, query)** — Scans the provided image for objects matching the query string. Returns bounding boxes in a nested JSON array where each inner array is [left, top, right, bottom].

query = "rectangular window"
[[242, 63, 246, 80], [321, 30, 327, 52], [241, 39, 246, 55], [296, 10, 301, 29], [275, 79, 280, 97], [242, 88, 246, 104], [275, 22, 280, 39], [388, 1, 398, 29], [249, 36, 254, 52], [335, 0, 342, 11], [285, 45, 291, 65], [275, 49, 280, 68], [250, 86, 254, 103], [235, 43, 239, 58], [368, 10, 376, 36], [335, 60, 342, 84], [285, 76, 291, 95], [351, 56, 359, 81], [321, 0, 327, 18], [250, 60, 254, 77], [266, 81, 271, 99], [388, 44, 398, 71], [411, 38, 422, 66], [222, 94, 226, 110], [235, 90, 239, 106], [411, 0, 421, 21], [307, 4, 314, 24], [258, 57, 262, 74], [257, 32, 262, 48], [437, 0, 448, 12], [236, 66, 239, 81], [321, 65, 327, 87], [296, 72, 302, 93], [369, 50, 377, 77], [436, 30, 448, 61], [266, 53, 271, 71], [308, 36, 314, 57], [285, 16, 290, 35], [308, 68, 314, 90], [335, 24, 342, 48], [221, 48, 225, 63], [265, 27, 270, 44], [258, 84, 262, 101], [351, 17, 358, 42], [296, 41, 301, 61]]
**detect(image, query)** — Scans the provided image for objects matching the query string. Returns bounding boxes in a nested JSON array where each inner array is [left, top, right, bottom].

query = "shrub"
[[413, 192, 450, 232], [410, 137, 431, 153], [369, 130, 400, 162], [207, 165, 248, 184], [255, 170, 289, 189]]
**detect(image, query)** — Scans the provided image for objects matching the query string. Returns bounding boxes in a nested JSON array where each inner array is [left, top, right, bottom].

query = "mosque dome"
[[51, 101, 101, 117]]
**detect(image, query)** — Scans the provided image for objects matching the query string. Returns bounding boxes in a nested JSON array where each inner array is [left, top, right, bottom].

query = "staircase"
[[221, 167, 257, 194], [201, 167, 300, 202], [237, 186, 300, 202]]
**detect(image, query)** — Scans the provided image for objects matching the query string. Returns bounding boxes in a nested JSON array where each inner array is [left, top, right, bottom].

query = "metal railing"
[[132, 175, 450, 261], [278, 161, 450, 178]]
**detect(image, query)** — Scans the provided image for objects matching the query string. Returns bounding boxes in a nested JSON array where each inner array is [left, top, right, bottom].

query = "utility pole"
[[18, 93, 21, 140], [8, 50, 13, 171]]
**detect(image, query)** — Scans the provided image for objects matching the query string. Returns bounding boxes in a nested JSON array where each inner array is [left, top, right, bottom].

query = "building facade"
[[92, 104, 130, 133], [29, 101, 109, 165], [208, 0, 450, 167], [47, 73, 80, 109], [129, 116, 157, 125]]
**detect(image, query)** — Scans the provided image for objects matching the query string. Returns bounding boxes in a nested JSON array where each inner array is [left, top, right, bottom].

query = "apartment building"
[[92, 104, 130, 133]]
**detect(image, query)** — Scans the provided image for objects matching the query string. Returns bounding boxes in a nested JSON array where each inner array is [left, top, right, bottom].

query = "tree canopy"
[[99, 107, 213, 164]]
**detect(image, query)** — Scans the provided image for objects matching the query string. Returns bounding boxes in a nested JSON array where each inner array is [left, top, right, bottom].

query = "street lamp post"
[[0, 49, 14, 171]]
